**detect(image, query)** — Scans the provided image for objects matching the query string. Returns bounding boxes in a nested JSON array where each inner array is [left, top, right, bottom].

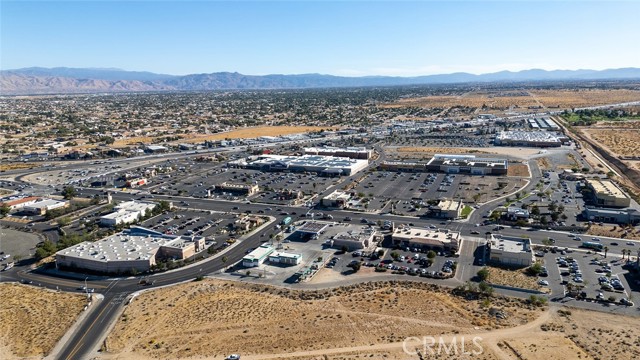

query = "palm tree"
[[603, 246, 609, 258]]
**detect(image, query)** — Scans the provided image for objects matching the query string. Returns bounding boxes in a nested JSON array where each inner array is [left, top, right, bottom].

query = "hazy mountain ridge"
[[2, 67, 640, 95]]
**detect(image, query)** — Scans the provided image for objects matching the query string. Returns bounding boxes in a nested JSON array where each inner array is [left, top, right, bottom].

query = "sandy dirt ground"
[[486, 267, 547, 292], [586, 224, 640, 241], [582, 129, 640, 158], [0, 283, 86, 359], [99, 280, 542, 360], [507, 164, 530, 177], [380, 89, 640, 110]]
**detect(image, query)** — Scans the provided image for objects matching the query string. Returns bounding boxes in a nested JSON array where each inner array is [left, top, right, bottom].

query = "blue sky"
[[2, 1, 639, 76]]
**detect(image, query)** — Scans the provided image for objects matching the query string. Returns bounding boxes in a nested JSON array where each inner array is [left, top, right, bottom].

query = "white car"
[[225, 355, 241, 360], [538, 280, 549, 286]]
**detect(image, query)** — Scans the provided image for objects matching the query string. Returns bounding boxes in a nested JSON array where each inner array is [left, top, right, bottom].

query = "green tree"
[[478, 281, 494, 297], [527, 262, 543, 276], [0, 204, 10, 217], [427, 250, 436, 259], [530, 205, 540, 217], [350, 262, 361, 272], [62, 186, 77, 200], [477, 267, 490, 281]]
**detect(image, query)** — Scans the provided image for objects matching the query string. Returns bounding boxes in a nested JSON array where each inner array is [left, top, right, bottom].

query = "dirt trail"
[[241, 306, 556, 360]]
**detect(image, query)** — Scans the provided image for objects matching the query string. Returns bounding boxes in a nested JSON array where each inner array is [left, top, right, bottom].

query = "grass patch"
[[461, 205, 473, 219]]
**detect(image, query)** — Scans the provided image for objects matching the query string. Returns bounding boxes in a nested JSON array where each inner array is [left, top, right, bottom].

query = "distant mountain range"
[[2, 66, 640, 95]]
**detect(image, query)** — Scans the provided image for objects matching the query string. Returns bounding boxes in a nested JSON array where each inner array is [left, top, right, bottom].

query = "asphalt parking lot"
[[139, 209, 242, 249], [547, 249, 634, 303]]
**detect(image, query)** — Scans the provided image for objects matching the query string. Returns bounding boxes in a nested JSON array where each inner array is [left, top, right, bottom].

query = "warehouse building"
[[494, 131, 566, 147], [304, 146, 373, 160], [586, 178, 631, 208], [23, 198, 69, 215], [488, 234, 534, 267], [214, 182, 259, 195], [426, 154, 508, 175], [392, 226, 460, 252], [100, 200, 157, 227], [242, 244, 275, 267], [55, 227, 206, 274], [228, 154, 369, 176], [321, 190, 351, 208]]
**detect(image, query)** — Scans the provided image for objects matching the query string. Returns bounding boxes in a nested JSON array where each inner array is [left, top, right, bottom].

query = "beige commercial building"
[[587, 179, 631, 208], [214, 182, 259, 195], [488, 234, 534, 267], [329, 228, 378, 251], [392, 226, 460, 252], [23, 198, 69, 215], [430, 199, 463, 219], [321, 190, 351, 208], [55, 227, 206, 274]]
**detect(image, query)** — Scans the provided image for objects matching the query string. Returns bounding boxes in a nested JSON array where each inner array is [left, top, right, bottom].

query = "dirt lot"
[[486, 266, 547, 292], [101, 280, 542, 359], [583, 129, 640, 157], [499, 307, 640, 360], [586, 224, 640, 241], [507, 163, 530, 177], [0, 283, 86, 359], [0, 163, 38, 171], [380, 89, 640, 110]]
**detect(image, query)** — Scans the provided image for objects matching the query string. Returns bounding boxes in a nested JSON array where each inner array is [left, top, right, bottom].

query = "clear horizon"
[[2, 1, 639, 77]]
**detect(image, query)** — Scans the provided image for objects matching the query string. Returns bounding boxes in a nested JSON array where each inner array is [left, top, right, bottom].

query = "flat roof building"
[[582, 207, 640, 225], [23, 198, 69, 215], [229, 154, 369, 176], [100, 200, 157, 227], [268, 252, 302, 266], [242, 244, 275, 268], [321, 190, 351, 208], [426, 154, 508, 175], [488, 234, 534, 267], [392, 226, 460, 252], [429, 199, 463, 219], [214, 182, 259, 195], [0, 196, 40, 210], [379, 161, 426, 172], [494, 131, 566, 147], [55, 227, 206, 274], [586, 179, 631, 208], [329, 228, 377, 251]]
